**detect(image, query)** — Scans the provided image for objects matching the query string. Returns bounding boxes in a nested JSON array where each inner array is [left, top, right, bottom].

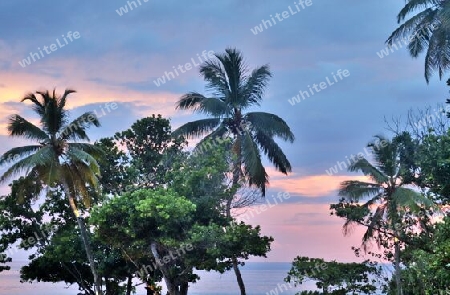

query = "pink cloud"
[[268, 172, 370, 197], [243, 203, 370, 262]]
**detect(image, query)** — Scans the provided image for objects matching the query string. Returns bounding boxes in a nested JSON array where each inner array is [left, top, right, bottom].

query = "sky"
[[0, 0, 448, 265]]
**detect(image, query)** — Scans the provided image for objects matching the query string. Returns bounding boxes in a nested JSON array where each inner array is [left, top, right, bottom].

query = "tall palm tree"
[[173, 48, 294, 295], [386, 0, 450, 82], [0, 89, 103, 295], [337, 135, 432, 295]]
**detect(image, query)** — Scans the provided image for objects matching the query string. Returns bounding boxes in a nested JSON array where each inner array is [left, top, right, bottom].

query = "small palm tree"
[[173, 48, 294, 295], [387, 0, 450, 82], [0, 89, 103, 294], [337, 135, 432, 295]]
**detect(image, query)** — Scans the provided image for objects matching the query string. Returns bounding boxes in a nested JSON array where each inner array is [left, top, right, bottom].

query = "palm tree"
[[337, 135, 432, 295], [386, 0, 450, 82], [173, 48, 294, 295], [0, 89, 103, 295]]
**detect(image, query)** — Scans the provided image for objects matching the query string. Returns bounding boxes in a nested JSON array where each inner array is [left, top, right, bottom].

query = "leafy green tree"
[[0, 177, 49, 272], [91, 140, 273, 295], [396, 216, 450, 295], [113, 114, 186, 191], [386, 0, 450, 82], [331, 134, 433, 295], [0, 90, 103, 294], [166, 141, 274, 275], [173, 47, 294, 295], [94, 137, 132, 196], [91, 188, 196, 295], [285, 256, 380, 294], [0, 178, 133, 295], [414, 130, 450, 202]]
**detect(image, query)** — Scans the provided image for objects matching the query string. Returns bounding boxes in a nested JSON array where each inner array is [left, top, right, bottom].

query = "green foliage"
[[187, 222, 273, 273], [91, 188, 196, 244], [0, 104, 275, 294], [90, 136, 273, 293], [398, 216, 450, 294], [113, 114, 186, 189], [415, 130, 450, 202], [94, 137, 131, 196], [285, 256, 380, 294]]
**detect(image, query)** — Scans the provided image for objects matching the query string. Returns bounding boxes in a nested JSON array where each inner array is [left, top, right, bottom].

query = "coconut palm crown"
[[173, 48, 294, 195], [387, 0, 450, 82], [0, 89, 102, 210], [338, 134, 433, 295]]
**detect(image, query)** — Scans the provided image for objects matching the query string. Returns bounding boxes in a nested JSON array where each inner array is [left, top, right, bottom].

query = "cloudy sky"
[[0, 0, 448, 264]]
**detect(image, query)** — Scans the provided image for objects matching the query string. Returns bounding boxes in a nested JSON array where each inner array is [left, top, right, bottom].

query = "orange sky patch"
[[268, 173, 371, 197]]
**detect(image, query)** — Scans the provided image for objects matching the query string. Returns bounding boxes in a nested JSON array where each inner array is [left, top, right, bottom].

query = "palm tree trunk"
[[65, 185, 102, 295], [126, 275, 132, 295], [227, 199, 246, 295], [180, 281, 189, 295], [229, 134, 246, 295], [75, 207, 102, 295], [394, 240, 402, 295]]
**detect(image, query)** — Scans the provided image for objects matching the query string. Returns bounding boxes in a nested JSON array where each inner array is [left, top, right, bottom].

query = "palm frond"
[[245, 112, 294, 142], [199, 59, 231, 98], [176, 92, 229, 117], [348, 158, 389, 184], [67, 143, 105, 160], [241, 65, 271, 107], [0, 146, 42, 167], [392, 187, 434, 211], [0, 147, 56, 184], [196, 97, 229, 117], [172, 118, 221, 139], [253, 130, 291, 174], [424, 26, 450, 82], [367, 136, 400, 179], [397, 0, 439, 23], [65, 147, 100, 176], [194, 124, 229, 154], [362, 204, 387, 246], [32, 160, 61, 186], [215, 48, 246, 103], [406, 10, 437, 57], [21, 93, 45, 117], [389, 1, 450, 82], [35, 90, 68, 135], [176, 92, 207, 110], [58, 89, 75, 112], [241, 132, 267, 194], [7, 115, 48, 142], [66, 162, 99, 208], [388, 8, 434, 45], [439, 1, 450, 29], [338, 180, 382, 202], [60, 112, 101, 141]]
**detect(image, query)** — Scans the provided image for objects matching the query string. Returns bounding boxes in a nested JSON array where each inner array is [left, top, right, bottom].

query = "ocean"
[[0, 262, 308, 295]]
